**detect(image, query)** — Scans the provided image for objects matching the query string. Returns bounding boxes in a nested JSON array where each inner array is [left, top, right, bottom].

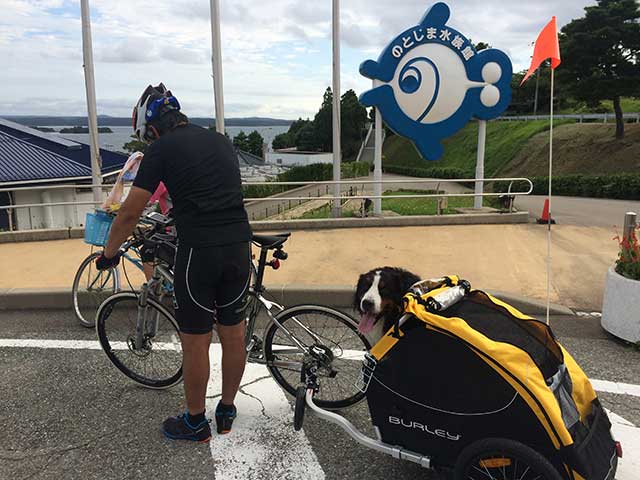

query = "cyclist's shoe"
[[215, 402, 237, 434], [161, 412, 212, 443]]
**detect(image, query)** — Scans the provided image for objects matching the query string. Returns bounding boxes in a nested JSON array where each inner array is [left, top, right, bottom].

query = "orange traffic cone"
[[537, 198, 556, 224]]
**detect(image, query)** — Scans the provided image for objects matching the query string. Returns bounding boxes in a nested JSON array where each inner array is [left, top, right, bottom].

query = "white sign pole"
[[210, 0, 225, 134], [80, 0, 102, 204], [331, 0, 342, 218], [474, 119, 487, 209], [373, 103, 382, 215]]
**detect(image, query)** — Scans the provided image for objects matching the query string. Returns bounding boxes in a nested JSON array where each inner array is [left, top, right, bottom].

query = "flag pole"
[[546, 66, 555, 325]]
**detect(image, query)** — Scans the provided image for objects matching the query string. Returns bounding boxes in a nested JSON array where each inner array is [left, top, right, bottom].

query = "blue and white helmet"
[[132, 83, 181, 141]]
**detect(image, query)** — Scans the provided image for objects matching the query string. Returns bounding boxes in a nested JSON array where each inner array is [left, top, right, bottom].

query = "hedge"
[[244, 161, 370, 199], [496, 174, 640, 200], [383, 165, 475, 188], [387, 166, 640, 200]]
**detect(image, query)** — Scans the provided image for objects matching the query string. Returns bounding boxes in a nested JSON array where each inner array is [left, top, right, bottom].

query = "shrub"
[[458, 174, 640, 200], [243, 162, 370, 200]]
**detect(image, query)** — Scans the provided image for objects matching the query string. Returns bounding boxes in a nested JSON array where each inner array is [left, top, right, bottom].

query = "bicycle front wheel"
[[264, 305, 371, 409], [96, 292, 182, 389], [72, 252, 119, 328]]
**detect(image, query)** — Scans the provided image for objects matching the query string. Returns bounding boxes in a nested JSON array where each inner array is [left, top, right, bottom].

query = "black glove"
[[95, 252, 121, 270]]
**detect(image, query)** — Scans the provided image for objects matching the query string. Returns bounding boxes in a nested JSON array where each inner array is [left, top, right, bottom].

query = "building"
[[265, 148, 333, 167], [0, 119, 127, 231], [236, 147, 287, 182]]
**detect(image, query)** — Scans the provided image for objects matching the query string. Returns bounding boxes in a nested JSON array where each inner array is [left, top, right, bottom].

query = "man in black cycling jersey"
[[96, 84, 251, 442]]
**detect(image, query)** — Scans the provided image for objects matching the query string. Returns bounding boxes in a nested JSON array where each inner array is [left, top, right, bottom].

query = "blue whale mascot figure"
[[359, 2, 512, 160]]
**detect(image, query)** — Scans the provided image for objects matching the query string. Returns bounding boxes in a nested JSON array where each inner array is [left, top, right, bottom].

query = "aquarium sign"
[[359, 2, 513, 160]]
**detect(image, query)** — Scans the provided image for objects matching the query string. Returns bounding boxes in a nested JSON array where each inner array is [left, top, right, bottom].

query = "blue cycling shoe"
[[215, 402, 237, 434], [161, 412, 212, 443]]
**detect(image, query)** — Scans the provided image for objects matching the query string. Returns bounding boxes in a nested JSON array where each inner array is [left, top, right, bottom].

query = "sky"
[[1, 0, 597, 120]]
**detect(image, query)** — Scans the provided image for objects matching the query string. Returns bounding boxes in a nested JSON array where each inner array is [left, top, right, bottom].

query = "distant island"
[[4, 115, 292, 128], [59, 126, 113, 134], [31, 126, 55, 132]]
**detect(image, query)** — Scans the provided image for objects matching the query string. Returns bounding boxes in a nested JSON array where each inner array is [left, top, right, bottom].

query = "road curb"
[[0, 212, 529, 243], [0, 285, 573, 316], [250, 212, 529, 231]]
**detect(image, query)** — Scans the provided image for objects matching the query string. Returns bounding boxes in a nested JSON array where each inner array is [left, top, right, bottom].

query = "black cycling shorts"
[[173, 241, 251, 334]]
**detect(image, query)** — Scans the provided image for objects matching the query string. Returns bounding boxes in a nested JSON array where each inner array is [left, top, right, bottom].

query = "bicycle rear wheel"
[[72, 251, 119, 328], [96, 292, 182, 389], [264, 305, 371, 409]]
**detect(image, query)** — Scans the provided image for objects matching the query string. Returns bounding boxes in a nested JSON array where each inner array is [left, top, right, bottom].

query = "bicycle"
[[71, 211, 173, 328], [95, 232, 372, 408]]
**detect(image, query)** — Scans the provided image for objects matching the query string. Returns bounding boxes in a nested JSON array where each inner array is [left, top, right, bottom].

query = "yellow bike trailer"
[[297, 276, 620, 480]]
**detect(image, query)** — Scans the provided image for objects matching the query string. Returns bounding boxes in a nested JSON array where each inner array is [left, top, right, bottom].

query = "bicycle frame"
[[134, 262, 174, 350], [126, 240, 336, 370]]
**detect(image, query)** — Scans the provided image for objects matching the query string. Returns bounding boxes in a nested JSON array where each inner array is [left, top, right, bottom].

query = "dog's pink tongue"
[[358, 313, 377, 334]]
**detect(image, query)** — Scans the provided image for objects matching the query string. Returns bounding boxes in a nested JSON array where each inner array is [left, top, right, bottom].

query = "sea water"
[[49, 125, 289, 153]]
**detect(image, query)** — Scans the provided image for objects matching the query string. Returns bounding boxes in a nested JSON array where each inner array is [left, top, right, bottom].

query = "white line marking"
[[206, 344, 324, 480], [591, 379, 640, 398], [0, 338, 181, 351]]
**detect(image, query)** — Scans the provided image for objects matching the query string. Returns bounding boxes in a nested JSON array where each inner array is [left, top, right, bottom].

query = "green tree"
[[296, 122, 320, 151], [233, 131, 249, 151], [340, 89, 368, 161], [247, 130, 265, 157], [558, 0, 640, 138], [123, 136, 148, 154], [272, 133, 292, 150], [288, 118, 312, 144], [310, 87, 334, 152]]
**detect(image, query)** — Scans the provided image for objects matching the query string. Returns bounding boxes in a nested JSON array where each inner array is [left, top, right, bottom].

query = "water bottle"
[[427, 283, 470, 312]]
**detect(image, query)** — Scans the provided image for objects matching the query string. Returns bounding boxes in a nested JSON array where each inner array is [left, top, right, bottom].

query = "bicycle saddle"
[[252, 233, 290, 249]]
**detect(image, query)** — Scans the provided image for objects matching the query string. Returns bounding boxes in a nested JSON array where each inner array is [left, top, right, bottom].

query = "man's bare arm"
[[104, 186, 152, 258]]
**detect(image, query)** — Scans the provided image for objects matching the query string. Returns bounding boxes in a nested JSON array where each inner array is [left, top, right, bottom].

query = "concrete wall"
[[265, 152, 333, 167], [13, 188, 97, 230]]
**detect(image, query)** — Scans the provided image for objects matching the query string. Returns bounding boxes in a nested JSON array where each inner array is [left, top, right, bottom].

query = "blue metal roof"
[[0, 118, 127, 175], [0, 130, 93, 184]]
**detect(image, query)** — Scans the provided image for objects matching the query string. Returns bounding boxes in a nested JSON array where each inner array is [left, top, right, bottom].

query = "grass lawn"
[[383, 119, 574, 176], [298, 190, 502, 218]]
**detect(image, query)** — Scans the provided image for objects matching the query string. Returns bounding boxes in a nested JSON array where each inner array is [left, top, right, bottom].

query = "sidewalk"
[[0, 223, 617, 311]]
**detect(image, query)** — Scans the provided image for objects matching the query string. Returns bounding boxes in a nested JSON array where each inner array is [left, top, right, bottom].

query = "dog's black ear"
[[401, 271, 421, 294], [354, 273, 368, 312]]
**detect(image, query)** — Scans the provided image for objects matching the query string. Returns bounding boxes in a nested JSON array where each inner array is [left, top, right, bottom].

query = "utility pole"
[[209, 0, 225, 134], [331, 0, 342, 218], [80, 0, 102, 204]]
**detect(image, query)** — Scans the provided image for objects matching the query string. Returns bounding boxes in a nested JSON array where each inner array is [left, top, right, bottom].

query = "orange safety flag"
[[521, 16, 561, 85]]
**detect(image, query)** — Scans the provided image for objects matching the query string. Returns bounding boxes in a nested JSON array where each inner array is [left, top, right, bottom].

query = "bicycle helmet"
[[132, 83, 181, 141]]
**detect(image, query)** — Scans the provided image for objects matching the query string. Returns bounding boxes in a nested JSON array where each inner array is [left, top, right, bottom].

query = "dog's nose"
[[361, 299, 374, 312]]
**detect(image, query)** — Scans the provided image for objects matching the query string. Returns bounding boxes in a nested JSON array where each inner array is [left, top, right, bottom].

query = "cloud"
[[2, 0, 597, 118]]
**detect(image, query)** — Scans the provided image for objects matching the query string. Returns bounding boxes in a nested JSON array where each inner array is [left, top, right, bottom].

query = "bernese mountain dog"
[[354, 267, 421, 342]]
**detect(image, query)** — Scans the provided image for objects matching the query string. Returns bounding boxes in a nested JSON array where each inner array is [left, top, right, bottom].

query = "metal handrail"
[[0, 177, 533, 211]]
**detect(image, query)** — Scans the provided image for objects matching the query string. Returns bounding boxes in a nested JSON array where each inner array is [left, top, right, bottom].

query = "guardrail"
[[0, 178, 533, 230], [497, 112, 640, 123], [0, 177, 533, 212]]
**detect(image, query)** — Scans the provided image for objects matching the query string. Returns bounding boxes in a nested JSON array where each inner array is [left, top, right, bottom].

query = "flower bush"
[[615, 225, 640, 281]]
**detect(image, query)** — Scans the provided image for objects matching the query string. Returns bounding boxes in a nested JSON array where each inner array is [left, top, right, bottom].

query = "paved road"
[[514, 195, 640, 228], [1, 309, 638, 480], [377, 173, 640, 227]]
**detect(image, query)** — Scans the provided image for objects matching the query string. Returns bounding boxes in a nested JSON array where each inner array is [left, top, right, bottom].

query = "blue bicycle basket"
[[84, 211, 114, 246]]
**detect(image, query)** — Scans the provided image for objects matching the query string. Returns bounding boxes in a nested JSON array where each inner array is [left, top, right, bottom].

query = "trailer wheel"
[[294, 386, 307, 431], [454, 438, 565, 480]]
